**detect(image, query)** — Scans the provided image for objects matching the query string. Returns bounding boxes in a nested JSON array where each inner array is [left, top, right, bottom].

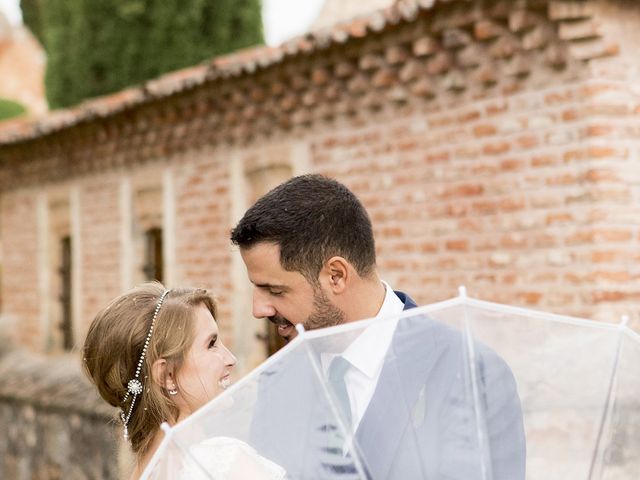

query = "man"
[[231, 174, 525, 479]]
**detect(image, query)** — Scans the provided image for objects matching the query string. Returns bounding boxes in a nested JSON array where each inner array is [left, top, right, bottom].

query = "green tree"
[[0, 98, 27, 121], [20, 0, 45, 46], [24, 0, 263, 108]]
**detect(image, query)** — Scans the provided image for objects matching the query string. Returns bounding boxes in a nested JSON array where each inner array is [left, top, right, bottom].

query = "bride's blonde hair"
[[83, 281, 218, 457]]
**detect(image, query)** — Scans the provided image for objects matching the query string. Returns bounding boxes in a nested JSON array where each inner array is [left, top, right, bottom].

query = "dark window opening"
[[58, 236, 73, 351], [143, 227, 163, 282]]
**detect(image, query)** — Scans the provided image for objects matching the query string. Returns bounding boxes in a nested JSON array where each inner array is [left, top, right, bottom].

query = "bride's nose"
[[222, 344, 237, 367]]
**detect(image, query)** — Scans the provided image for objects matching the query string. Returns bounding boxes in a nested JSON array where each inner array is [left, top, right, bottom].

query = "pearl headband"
[[120, 289, 171, 441]]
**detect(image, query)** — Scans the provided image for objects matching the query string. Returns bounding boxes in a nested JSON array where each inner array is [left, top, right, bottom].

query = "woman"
[[83, 282, 285, 479]]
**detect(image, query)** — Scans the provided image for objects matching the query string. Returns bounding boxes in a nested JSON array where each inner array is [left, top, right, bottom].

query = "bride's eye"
[[208, 337, 218, 349]]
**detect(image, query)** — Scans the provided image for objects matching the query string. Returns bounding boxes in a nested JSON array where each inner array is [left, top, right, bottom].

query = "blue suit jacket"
[[249, 291, 526, 479]]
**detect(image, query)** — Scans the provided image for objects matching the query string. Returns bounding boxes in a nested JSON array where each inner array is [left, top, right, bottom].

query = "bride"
[[83, 282, 285, 479]]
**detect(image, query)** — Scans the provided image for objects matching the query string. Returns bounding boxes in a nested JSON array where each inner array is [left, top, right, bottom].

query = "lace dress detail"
[[179, 437, 286, 480]]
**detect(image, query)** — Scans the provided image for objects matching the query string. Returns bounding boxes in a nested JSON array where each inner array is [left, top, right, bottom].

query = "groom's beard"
[[267, 288, 345, 341], [305, 287, 345, 331]]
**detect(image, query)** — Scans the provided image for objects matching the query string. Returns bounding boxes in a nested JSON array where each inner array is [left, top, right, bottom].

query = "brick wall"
[[173, 148, 235, 345], [1, 190, 40, 349], [0, 0, 638, 476], [0, 0, 637, 355], [79, 176, 122, 340], [308, 79, 640, 325]]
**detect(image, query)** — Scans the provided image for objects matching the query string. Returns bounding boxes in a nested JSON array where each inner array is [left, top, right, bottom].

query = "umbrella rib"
[[462, 305, 493, 480], [586, 324, 626, 480]]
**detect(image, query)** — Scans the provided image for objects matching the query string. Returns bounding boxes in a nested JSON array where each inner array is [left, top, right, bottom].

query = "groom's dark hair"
[[230, 174, 376, 284]]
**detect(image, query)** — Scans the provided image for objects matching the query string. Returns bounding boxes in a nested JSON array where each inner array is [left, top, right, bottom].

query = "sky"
[[0, 0, 326, 46]]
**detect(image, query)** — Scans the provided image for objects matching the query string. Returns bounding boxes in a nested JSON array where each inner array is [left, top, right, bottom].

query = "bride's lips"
[[218, 373, 231, 390]]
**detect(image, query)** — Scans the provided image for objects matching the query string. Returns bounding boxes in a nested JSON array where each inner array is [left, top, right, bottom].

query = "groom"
[[231, 174, 526, 479]]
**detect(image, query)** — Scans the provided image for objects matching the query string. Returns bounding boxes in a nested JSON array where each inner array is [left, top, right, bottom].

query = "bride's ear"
[[151, 358, 175, 391]]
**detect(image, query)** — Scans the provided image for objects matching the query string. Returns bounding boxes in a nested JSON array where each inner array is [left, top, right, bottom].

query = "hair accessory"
[[121, 289, 171, 441]]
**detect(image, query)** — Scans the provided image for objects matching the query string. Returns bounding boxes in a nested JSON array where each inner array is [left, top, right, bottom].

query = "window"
[[59, 235, 73, 351], [142, 227, 163, 282]]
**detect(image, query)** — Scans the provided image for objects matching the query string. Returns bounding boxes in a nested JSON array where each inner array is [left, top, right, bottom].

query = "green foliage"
[[0, 98, 27, 121], [34, 0, 263, 109], [20, 0, 45, 46]]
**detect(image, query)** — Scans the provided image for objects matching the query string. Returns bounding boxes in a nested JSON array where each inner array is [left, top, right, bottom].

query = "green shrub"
[[0, 98, 27, 120], [23, 0, 263, 109]]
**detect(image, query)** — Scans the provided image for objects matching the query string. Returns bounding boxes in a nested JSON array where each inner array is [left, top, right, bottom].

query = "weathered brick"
[[549, 1, 595, 21], [483, 141, 511, 155], [473, 124, 498, 137]]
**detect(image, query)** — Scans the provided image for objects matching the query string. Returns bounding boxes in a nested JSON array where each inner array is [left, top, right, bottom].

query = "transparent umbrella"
[[141, 289, 639, 480]]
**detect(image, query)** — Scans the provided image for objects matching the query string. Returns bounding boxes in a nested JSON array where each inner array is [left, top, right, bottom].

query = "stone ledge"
[[0, 349, 115, 418]]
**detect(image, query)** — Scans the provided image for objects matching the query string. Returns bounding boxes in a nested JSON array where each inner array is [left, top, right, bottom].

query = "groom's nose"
[[253, 289, 276, 319]]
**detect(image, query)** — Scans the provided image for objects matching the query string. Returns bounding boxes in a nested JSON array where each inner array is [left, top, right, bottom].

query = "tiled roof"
[[0, 0, 616, 146]]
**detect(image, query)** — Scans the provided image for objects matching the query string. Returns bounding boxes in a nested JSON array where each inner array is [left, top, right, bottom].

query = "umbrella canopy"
[[141, 290, 639, 479]]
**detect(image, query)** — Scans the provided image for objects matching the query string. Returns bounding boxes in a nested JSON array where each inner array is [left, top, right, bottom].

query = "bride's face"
[[175, 304, 236, 417]]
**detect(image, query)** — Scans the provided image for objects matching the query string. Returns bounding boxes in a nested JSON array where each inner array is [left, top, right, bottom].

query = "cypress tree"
[[30, 0, 263, 109]]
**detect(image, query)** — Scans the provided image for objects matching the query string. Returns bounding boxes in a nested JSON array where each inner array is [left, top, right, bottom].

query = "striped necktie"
[[315, 356, 367, 478], [328, 356, 352, 428]]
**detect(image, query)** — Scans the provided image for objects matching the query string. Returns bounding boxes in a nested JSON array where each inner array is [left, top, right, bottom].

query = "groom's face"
[[240, 242, 345, 342]]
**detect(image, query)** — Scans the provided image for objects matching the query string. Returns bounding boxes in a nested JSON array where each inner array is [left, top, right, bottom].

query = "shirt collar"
[[340, 281, 404, 379]]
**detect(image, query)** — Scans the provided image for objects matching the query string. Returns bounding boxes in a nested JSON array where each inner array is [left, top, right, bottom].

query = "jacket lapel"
[[354, 292, 449, 479]]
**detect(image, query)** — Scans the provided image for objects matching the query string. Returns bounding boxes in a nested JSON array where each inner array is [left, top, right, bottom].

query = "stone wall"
[[0, 347, 120, 479]]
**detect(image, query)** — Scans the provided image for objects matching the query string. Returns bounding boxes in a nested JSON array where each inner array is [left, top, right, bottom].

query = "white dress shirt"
[[321, 281, 405, 434]]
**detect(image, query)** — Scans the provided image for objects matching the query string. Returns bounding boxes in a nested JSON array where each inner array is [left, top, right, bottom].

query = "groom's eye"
[[269, 290, 284, 296]]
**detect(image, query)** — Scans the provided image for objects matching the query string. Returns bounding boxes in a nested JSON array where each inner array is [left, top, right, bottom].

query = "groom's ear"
[[324, 256, 349, 294]]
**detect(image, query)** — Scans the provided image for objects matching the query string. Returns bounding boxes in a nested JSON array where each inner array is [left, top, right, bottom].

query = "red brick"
[[594, 229, 633, 242], [499, 197, 526, 212], [546, 212, 574, 225], [472, 199, 499, 215], [561, 109, 579, 122], [591, 251, 618, 263], [439, 183, 485, 198], [588, 271, 632, 283], [445, 239, 469, 252], [544, 90, 574, 105], [482, 141, 511, 156], [517, 291, 543, 305], [500, 233, 526, 248], [531, 154, 558, 167], [485, 101, 508, 116], [591, 291, 627, 303], [473, 124, 497, 137], [425, 150, 451, 163], [458, 109, 482, 123], [589, 145, 626, 158], [584, 169, 618, 183], [585, 124, 614, 137], [546, 173, 577, 185], [501, 158, 525, 172]]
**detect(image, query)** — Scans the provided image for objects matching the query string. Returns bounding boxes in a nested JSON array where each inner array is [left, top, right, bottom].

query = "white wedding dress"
[[144, 436, 286, 480], [184, 437, 286, 480]]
